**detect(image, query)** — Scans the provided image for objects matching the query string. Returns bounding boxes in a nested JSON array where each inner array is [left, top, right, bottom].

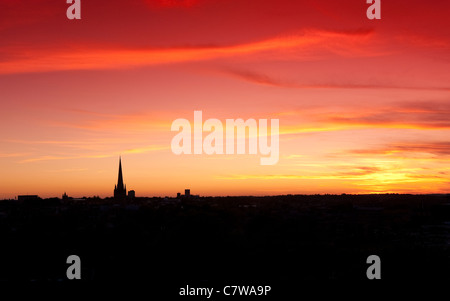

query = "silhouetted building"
[[128, 190, 135, 199], [114, 157, 127, 199], [178, 189, 199, 201], [18, 195, 40, 202]]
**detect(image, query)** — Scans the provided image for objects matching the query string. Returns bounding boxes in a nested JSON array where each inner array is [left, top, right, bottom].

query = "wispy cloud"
[[45, 168, 88, 173], [43, 109, 172, 132], [18, 144, 169, 163], [123, 145, 170, 154], [334, 166, 383, 177], [323, 113, 450, 130], [223, 68, 450, 91], [275, 101, 450, 136], [216, 172, 446, 183], [0, 152, 30, 158], [349, 141, 450, 157], [0, 29, 378, 74]]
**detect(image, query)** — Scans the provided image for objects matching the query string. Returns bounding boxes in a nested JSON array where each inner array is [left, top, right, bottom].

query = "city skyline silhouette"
[[8, 156, 450, 201]]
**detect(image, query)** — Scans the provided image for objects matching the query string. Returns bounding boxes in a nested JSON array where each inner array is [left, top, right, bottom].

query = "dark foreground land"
[[0, 194, 449, 286]]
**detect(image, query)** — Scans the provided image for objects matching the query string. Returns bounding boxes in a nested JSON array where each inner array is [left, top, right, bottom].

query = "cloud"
[[4, 138, 143, 152], [217, 171, 386, 181], [42, 108, 172, 133], [18, 144, 169, 163], [222, 68, 450, 91], [266, 101, 450, 140], [124, 145, 170, 154], [215, 172, 446, 183], [335, 166, 383, 177], [45, 168, 88, 173], [350, 142, 450, 157], [0, 152, 29, 158], [0, 29, 379, 74], [323, 112, 450, 129], [216, 174, 316, 180], [223, 69, 297, 88]]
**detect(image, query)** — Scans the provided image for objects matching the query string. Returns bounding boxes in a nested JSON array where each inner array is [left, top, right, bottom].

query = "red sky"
[[1, 0, 450, 198]]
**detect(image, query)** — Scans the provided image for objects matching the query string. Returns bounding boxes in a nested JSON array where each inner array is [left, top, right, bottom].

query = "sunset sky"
[[1, 0, 450, 198]]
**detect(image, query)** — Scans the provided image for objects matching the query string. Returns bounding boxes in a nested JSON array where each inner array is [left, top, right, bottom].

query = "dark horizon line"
[[3, 192, 450, 201]]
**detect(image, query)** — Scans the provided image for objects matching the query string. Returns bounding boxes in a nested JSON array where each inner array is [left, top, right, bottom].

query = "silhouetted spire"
[[117, 157, 124, 190], [114, 157, 126, 199]]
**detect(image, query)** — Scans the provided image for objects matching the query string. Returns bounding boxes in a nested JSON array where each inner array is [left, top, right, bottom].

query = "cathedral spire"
[[114, 156, 126, 199], [117, 156, 124, 190]]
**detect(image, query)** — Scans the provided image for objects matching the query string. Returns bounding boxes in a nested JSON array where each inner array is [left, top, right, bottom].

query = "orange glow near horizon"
[[1, 0, 450, 198]]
